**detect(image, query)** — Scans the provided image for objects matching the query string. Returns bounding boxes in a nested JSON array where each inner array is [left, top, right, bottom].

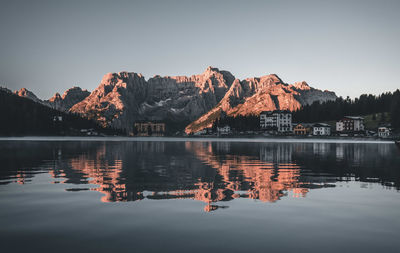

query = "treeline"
[[0, 89, 122, 136], [293, 89, 400, 129], [213, 115, 260, 131]]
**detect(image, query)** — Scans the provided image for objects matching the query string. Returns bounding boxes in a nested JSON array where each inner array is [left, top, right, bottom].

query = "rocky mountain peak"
[[14, 88, 41, 103], [15, 88, 34, 97], [12, 86, 91, 112], [49, 93, 62, 102], [0, 86, 12, 94], [185, 71, 337, 134], [61, 87, 89, 99], [292, 81, 311, 90], [266, 74, 284, 83], [9, 67, 336, 134], [70, 67, 238, 130], [203, 66, 220, 74], [99, 72, 146, 92]]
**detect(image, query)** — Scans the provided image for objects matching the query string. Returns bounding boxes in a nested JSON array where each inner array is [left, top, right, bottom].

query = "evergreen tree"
[[390, 94, 400, 129], [292, 89, 400, 131], [132, 126, 138, 136], [379, 112, 386, 123], [0, 89, 122, 136]]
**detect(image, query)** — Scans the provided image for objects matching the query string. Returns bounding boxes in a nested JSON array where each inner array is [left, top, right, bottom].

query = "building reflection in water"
[[184, 142, 311, 207], [1, 140, 398, 212]]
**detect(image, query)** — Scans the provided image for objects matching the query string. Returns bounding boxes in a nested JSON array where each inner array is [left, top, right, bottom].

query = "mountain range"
[[0, 87, 116, 136], [12, 67, 337, 134]]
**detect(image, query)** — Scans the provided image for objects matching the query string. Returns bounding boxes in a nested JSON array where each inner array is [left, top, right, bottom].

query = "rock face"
[[70, 67, 235, 130], [13, 67, 337, 133], [185, 75, 337, 133], [14, 88, 42, 104], [70, 67, 336, 133], [46, 87, 90, 111], [14, 87, 90, 111]]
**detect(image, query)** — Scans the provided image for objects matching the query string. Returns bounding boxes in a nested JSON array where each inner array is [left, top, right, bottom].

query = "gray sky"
[[1, 0, 399, 99]]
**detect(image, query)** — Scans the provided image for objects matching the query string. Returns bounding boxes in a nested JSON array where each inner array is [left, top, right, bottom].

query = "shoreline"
[[0, 136, 394, 144]]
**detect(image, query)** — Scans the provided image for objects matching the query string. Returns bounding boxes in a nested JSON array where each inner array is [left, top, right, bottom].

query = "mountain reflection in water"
[[0, 141, 399, 212]]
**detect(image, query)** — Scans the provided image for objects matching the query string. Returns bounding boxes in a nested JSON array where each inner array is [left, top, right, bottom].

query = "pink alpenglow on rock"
[[68, 67, 336, 133], [13, 67, 337, 133]]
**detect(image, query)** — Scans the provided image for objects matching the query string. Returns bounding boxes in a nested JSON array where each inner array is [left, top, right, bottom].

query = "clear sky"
[[1, 0, 399, 99]]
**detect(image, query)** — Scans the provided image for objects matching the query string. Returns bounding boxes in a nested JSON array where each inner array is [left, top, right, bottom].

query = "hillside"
[[0, 87, 118, 136], [185, 76, 336, 133], [12, 67, 337, 133], [68, 67, 336, 133], [320, 113, 392, 132], [292, 90, 400, 131]]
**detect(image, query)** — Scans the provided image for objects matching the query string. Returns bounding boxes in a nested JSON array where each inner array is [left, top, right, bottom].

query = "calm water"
[[0, 138, 399, 253]]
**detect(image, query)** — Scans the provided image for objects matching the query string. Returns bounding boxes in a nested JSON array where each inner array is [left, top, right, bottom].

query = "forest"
[[212, 89, 400, 132], [213, 115, 260, 131], [0, 89, 121, 136], [292, 89, 400, 130], [2, 87, 399, 136]]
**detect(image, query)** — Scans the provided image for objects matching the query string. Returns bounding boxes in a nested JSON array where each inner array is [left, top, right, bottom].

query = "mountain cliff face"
[[70, 67, 235, 130], [13, 67, 337, 133], [14, 87, 90, 111], [70, 67, 336, 132], [47, 87, 90, 111], [1, 87, 113, 136], [14, 88, 42, 104], [185, 74, 337, 133]]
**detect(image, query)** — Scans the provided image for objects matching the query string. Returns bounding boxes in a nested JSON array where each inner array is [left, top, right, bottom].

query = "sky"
[[0, 0, 399, 99]]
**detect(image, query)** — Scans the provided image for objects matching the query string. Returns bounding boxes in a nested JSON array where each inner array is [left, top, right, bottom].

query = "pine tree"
[[380, 112, 386, 122]]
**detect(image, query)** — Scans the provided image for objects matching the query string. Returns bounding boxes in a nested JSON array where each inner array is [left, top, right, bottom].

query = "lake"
[[0, 138, 399, 252]]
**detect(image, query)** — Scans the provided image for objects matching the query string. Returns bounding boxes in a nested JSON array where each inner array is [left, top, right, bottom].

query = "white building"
[[53, 116, 63, 122], [313, 123, 331, 136], [336, 116, 364, 132], [80, 128, 98, 136], [378, 127, 391, 138], [260, 110, 292, 133], [217, 125, 231, 135]]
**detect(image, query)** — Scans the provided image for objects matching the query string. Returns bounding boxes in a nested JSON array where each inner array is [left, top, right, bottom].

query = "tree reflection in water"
[[0, 140, 398, 212]]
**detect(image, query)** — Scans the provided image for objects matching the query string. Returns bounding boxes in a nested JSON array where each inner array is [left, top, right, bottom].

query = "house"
[[193, 128, 214, 136], [312, 123, 331, 136], [134, 122, 166, 136], [80, 128, 98, 136], [53, 115, 63, 122], [217, 125, 231, 135], [336, 116, 364, 133], [260, 110, 292, 133], [378, 126, 391, 138], [293, 123, 313, 135]]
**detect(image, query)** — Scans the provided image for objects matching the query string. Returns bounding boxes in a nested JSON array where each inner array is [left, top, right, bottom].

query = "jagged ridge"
[[13, 67, 337, 133], [185, 73, 337, 133], [14, 86, 90, 111], [69, 67, 236, 131]]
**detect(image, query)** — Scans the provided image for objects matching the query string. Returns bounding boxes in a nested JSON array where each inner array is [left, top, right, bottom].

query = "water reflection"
[[0, 140, 399, 211]]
